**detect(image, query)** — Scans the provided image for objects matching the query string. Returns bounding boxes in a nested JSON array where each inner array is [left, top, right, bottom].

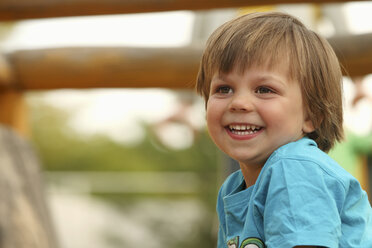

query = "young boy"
[[196, 12, 372, 248]]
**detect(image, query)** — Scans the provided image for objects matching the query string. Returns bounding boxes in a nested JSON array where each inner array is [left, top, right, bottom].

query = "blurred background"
[[0, 1, 372, 248]]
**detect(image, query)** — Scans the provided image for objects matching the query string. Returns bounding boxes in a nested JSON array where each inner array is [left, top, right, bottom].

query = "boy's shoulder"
[[271, 137, 323, 160], [265, 137, 353, 189]]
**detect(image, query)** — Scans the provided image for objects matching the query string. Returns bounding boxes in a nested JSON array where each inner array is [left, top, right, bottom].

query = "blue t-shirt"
[[217, 137, 372, 248]]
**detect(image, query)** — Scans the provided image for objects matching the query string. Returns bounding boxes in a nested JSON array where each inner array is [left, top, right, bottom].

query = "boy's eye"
[[216, 86, 233, 94], [255, 86, 274, 94]]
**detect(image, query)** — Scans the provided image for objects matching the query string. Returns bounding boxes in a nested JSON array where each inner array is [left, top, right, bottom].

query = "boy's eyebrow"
[[210, 73, 228, 83], [212, 72, 226, 79], [255, 75, 286, 85]]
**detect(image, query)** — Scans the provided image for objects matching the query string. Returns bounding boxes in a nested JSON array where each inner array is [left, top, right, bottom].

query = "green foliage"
[[27, 94, 220, 247], [29, 97, 219, 174]]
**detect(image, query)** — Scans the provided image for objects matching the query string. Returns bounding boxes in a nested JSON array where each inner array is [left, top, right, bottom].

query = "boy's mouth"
[[227, 124, 262, 135]]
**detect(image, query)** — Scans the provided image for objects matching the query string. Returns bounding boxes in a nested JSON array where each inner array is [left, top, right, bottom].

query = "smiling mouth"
[[227, 124, 262, 135]]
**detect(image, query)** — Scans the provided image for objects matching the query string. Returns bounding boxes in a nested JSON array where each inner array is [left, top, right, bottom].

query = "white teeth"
[[228, 124, 261, 134], [229, 124, 259, 131]]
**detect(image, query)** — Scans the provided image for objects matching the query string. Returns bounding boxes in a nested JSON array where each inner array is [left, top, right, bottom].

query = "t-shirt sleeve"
[[254, 159, 345, 248]]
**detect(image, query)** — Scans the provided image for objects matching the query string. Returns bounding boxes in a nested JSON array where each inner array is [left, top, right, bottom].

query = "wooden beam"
[[6, 46, 202, 90], [4, 32, 372, 91], [328, 33, 372, 77], [0, 0, 369, 21]]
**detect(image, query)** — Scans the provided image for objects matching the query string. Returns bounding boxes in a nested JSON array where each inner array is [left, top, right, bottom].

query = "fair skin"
[[206, 63, 315, 188]]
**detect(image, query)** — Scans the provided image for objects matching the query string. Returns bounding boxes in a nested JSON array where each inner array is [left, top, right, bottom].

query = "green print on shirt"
[[227, 236, 239, 248], [240, 237, 265, 248], [227, 237, 265, 248]]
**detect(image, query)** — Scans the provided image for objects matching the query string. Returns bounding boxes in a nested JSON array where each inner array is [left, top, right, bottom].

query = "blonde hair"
[[196, 12, 343, 152]]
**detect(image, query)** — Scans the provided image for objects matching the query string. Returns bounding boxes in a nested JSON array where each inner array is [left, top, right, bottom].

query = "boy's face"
[[206, 63, 314, 169]]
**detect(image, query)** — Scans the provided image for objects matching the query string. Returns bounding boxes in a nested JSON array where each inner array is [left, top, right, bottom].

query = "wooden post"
[[368, 156, 372, 204], [357, 156, 370, 197], [0, 52, 57, 248], [0, 55, 28, 137], [0, 90, 29, 137]]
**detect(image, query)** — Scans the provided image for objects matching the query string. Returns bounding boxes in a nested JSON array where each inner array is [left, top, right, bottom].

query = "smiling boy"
[[196, 12, 372, 248]]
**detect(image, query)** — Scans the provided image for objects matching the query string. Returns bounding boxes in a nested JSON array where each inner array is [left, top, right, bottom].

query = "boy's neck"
[[239, 163, 263, 188]]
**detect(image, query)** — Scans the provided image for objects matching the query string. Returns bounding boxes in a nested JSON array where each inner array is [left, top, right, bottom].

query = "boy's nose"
[[229, 93, 254, 112]]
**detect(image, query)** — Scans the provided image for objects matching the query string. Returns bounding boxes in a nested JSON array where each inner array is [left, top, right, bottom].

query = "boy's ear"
[[303, 119, 315, 134], [302, 113, 316, 134]]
